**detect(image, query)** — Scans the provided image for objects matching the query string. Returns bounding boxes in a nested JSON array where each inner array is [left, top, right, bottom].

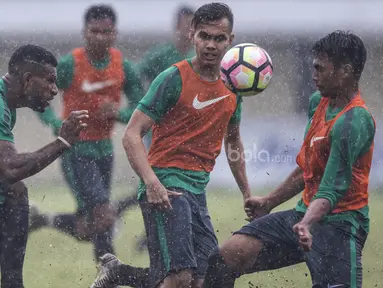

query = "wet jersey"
[[0, 79, 16, 144], [0, 79, 17, 203], [137, 59, 242, 197], [37, 48, 144, 157], [296, 91, 375, 232]]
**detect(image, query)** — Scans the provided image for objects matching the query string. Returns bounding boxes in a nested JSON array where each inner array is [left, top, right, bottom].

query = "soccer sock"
[[0, 203, 29, 288], [115, 194, 139, 217], [52, 213, 78, 237], [114, 264, 151, 288], [92, 226, 115, 260], [203, 247, 237, 288]]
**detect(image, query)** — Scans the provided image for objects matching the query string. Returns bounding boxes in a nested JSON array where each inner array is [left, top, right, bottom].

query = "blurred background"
[[3, 1, 383, 287]]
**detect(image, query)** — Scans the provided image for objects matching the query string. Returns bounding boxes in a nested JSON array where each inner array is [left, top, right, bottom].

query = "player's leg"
[[90, 190, 197, 288], [188, 193, 218, 288], [203, 210, 306, 288], [91, 253, 150, 288], [0, 182, 29, 288], [113, 193, 139, 217], [142, 191, 198, 288], [88, 154, 116, 260], [66, 154, 115, 259], [29, 150, 81, 236], [305, 221, 367, 288], [132, 133, 152, 252]]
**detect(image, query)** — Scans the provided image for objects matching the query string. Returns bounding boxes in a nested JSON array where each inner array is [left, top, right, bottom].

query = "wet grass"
[[24, 184, 383, 287]]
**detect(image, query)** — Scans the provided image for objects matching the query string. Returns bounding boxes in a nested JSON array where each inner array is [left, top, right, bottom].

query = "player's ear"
[[22, 72, 32, 90], [342, 63, 353, 78], [189, 29, 195, 43], [229, 33, 235, 45], [22, 72, 32, 84]]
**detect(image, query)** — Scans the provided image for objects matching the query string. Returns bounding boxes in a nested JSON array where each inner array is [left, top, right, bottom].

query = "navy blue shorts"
[[235, 209, 367, 288], [60, 150, 113, 214], [140, 189, 218, 286]]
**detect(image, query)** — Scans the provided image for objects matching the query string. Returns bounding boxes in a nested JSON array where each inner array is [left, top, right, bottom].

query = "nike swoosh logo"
[[192, 94, 231, 110], [327, 284, 345, 288], [310, 136, 327, 147], [81, 79, 116, 93]]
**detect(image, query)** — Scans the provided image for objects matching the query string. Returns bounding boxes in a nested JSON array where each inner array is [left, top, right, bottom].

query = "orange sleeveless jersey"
[[62, 48, 125, 141], [148, 60, 238, 172], [296, 93, 375, 213]]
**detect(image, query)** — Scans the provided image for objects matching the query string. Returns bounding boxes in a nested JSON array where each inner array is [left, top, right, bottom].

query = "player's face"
[[191, 18, 234, 68], [23, 65, 58, 112], [84, 19, 116, 52], [312, 54, 343, 98]]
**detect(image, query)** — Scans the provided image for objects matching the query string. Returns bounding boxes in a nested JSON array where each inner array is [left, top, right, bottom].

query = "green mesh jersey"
[[296, 91, 375, 232], [137, 59, 242, 198], [36, 51, 144, 157], [0, 79, 17, 203], [0, 79, 16, 143], [136, 43, 195, 84]]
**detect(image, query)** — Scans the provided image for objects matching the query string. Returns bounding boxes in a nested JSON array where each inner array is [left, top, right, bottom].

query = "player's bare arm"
[[245, 166, 305, 220], [224, 123, 251, 201], [0, 110, 88, 184], [122, 110, 181, 211]]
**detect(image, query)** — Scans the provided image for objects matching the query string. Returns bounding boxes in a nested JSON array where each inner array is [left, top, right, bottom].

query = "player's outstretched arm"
[[0, 110, 88, 185], [264, 166, 305, 208], [224, 123, 251, 201], [245, 166, 305, 220]]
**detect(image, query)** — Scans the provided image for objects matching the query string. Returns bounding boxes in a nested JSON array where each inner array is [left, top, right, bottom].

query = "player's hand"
[[146, 180, 182, 212], [97, 100, 118, 120], [59, 110, 88, 145], [292, 221, 312, 252], [242, 191, 252, 212], [244, 196, 272, 221]]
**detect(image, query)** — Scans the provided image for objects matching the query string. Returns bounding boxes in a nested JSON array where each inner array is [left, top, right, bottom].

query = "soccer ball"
[[220, 43, 273, 97]]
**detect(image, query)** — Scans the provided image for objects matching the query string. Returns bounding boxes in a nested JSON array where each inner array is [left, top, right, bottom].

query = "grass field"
[[24, 183, 383, 288]]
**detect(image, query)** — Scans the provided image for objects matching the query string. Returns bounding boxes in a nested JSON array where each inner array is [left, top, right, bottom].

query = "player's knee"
[[203, 246, 238, 287], [92, 203, 116, 232], [7, 181, 28, 206], [219, 234, 263, 272], [191, 278, 204, 288], [207, 246, 236, 273], [164, 269, 193, 288]]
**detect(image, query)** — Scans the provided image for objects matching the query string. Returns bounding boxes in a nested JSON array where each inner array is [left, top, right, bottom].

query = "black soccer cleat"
[[90, 253, 123, 288]]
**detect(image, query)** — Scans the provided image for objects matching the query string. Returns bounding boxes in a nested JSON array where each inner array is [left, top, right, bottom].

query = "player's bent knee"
[[219, 234, 263, 272], [203, 246, 238, 287], [163, 269, 193, 288], [91, 203, 117, 233], [7, 181, 28, 205], [191, 278, 204, 288]]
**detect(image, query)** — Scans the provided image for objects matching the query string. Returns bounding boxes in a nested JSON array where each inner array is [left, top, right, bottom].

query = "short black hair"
[[8, 45, 57, 75], [84, 4, 117, 25], [175, 5, 194, 26], [191, 2, 234, 31], [311, 30, 367, 80]]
